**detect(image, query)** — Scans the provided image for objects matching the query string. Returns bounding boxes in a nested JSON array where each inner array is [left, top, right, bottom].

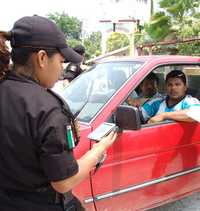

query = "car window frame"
[[122, 61, 200, 128]]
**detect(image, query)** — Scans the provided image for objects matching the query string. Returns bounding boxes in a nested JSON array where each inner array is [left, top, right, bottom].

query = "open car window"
[[125, 63, 200, 126], [154, 64, 200, 99]]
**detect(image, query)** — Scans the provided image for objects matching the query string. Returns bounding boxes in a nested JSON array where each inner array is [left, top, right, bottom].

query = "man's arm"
[[148, 109, 195, 123]]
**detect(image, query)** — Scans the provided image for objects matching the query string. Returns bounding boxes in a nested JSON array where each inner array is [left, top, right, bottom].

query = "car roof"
[[98, 55, 200, 64]]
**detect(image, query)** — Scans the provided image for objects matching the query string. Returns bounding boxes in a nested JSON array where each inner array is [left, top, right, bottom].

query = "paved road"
[[151, 192, 200, 211]]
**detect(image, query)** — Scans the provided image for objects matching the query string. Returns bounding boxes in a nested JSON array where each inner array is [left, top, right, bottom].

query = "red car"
[[60, 56, 200, 210]]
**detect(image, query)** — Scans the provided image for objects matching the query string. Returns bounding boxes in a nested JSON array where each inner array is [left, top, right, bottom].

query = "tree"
[[146, 11, 172, 41], [83, 31, 102, 60], [145, 0, 200, 55], [106, 32, 130, 52], [47, 12, 102, 60], [178, 41, 200, 56], [146, 0, 200, 41], [47, 12, 82, 40], [67, 39, 82, 49], [150, 0, 154, 16], [159, 0, 199, 21]]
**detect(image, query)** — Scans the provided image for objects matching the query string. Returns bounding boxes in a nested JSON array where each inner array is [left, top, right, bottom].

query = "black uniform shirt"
[[0, 72, 78, 191]]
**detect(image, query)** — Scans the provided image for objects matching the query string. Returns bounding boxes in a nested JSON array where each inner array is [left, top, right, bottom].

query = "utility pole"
[[150, 0, 154, 16], [129, 19, 139, 56], [113, 22, 116, 32]]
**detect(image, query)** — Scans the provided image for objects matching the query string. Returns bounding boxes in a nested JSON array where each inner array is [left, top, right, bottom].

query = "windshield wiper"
[[73, 100, 89, 118]]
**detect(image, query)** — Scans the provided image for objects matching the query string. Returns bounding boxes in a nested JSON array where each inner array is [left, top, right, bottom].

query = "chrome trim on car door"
[[84, 166, 200, 204]]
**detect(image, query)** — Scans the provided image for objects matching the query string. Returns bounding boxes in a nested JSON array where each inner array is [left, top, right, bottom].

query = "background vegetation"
[[47, 0, 200, 60]]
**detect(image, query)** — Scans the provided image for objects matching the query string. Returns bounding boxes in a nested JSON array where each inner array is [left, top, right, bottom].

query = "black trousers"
[[0, 189, 85, 211], [64, 196, 85, 211]]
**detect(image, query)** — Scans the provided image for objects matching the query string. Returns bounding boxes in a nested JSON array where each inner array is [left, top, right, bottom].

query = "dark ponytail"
[[0, 31, 11, 80]]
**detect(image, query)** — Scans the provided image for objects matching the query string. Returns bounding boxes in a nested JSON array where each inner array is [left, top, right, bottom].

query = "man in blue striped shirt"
[[142, 70, 200, 123]]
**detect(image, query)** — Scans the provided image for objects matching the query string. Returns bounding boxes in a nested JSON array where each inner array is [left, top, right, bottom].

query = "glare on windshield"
[[62, 61, 143, 122]]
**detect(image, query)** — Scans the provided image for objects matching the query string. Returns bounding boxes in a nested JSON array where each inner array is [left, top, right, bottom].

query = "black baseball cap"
[[63, 71, 77, 81], [73, 45, 85, 56], [10, 15, 82, 63], [63, 63, 82, 81], [166, 70, 187, 84]]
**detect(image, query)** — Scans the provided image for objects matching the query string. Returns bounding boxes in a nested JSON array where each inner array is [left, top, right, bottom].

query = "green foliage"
[[135, 32, 153, 47], [67, 39, 82, 48], [146, 12, 172, 41], [47, 12, 82, 40], [144, 0, 200, 55], [106, 32, 130, 52], [179, 15, 200, 38], [146, 0, 200, 41], [47, 12, 102, 60], [159, 0, 200, 20], [83, 31, 102, 60], [134, 22, 154, 46], [178, 41, 200, 56]]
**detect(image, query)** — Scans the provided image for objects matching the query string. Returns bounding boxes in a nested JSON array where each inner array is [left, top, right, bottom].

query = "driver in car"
[[127, 72, 162, 107], [141, 70, 200, 123]]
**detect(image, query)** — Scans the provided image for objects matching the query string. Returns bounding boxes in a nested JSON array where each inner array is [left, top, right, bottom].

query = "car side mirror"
[[115, 105, 141, 131]]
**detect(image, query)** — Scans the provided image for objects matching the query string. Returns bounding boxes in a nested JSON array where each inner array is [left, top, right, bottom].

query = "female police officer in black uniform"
[[0, 15, 117, 211]]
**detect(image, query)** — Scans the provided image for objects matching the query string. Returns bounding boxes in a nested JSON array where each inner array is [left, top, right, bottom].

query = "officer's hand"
[[93, 131, 118, 151]]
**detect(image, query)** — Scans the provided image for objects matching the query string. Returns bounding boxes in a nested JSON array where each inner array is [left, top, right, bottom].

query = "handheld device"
[[88, 122, 118, 142]]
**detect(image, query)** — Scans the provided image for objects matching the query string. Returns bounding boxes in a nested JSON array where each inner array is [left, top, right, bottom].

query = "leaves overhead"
[[146, 0, 200, 41], [106, 32, 130, 52], [47, 12, 102, 60], [146, 12, 172, 41], [47, 12, 82, 40], [83, 31, 102, 59]]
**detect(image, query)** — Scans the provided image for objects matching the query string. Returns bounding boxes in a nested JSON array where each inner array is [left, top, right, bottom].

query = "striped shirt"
[[142, 95, 200, 122]]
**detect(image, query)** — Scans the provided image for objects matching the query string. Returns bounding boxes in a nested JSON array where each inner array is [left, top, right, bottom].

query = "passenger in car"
[[141, 70, 200, 123], [128, 72, 162, 106], [138, 72, 161, 98]]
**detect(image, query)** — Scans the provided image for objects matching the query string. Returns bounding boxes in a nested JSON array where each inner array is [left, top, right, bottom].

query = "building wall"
[[99, 0, 151, 54], [99, 0, 150, 22]]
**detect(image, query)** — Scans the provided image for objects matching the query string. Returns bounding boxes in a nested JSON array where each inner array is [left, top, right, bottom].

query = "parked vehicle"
[[59, 56, 200, 211]]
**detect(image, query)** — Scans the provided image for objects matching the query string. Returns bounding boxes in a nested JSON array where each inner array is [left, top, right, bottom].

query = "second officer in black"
[[0, 15, 117, 211]]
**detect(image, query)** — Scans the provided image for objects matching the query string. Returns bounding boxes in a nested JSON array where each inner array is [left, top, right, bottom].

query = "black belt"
[[0, 188, 73, 207]]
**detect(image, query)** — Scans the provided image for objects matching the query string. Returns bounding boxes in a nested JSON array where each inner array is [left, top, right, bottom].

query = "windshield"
[[62, 61, 144, 122]]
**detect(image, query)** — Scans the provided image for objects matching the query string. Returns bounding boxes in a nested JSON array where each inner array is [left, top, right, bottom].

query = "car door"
[[87, 121, 200, 211], [87, 63, 200, 211]]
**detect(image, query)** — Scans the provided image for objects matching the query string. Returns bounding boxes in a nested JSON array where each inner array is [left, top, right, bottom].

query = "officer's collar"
[[6, 71, 40, 86]]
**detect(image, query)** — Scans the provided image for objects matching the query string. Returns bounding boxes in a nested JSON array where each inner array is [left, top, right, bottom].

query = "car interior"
[[124, 64, 200, 125], [154, 64, 200, 99]]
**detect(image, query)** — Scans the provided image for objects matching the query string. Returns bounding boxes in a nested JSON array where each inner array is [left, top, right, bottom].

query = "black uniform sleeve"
[[37, 107, 79, 182]]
